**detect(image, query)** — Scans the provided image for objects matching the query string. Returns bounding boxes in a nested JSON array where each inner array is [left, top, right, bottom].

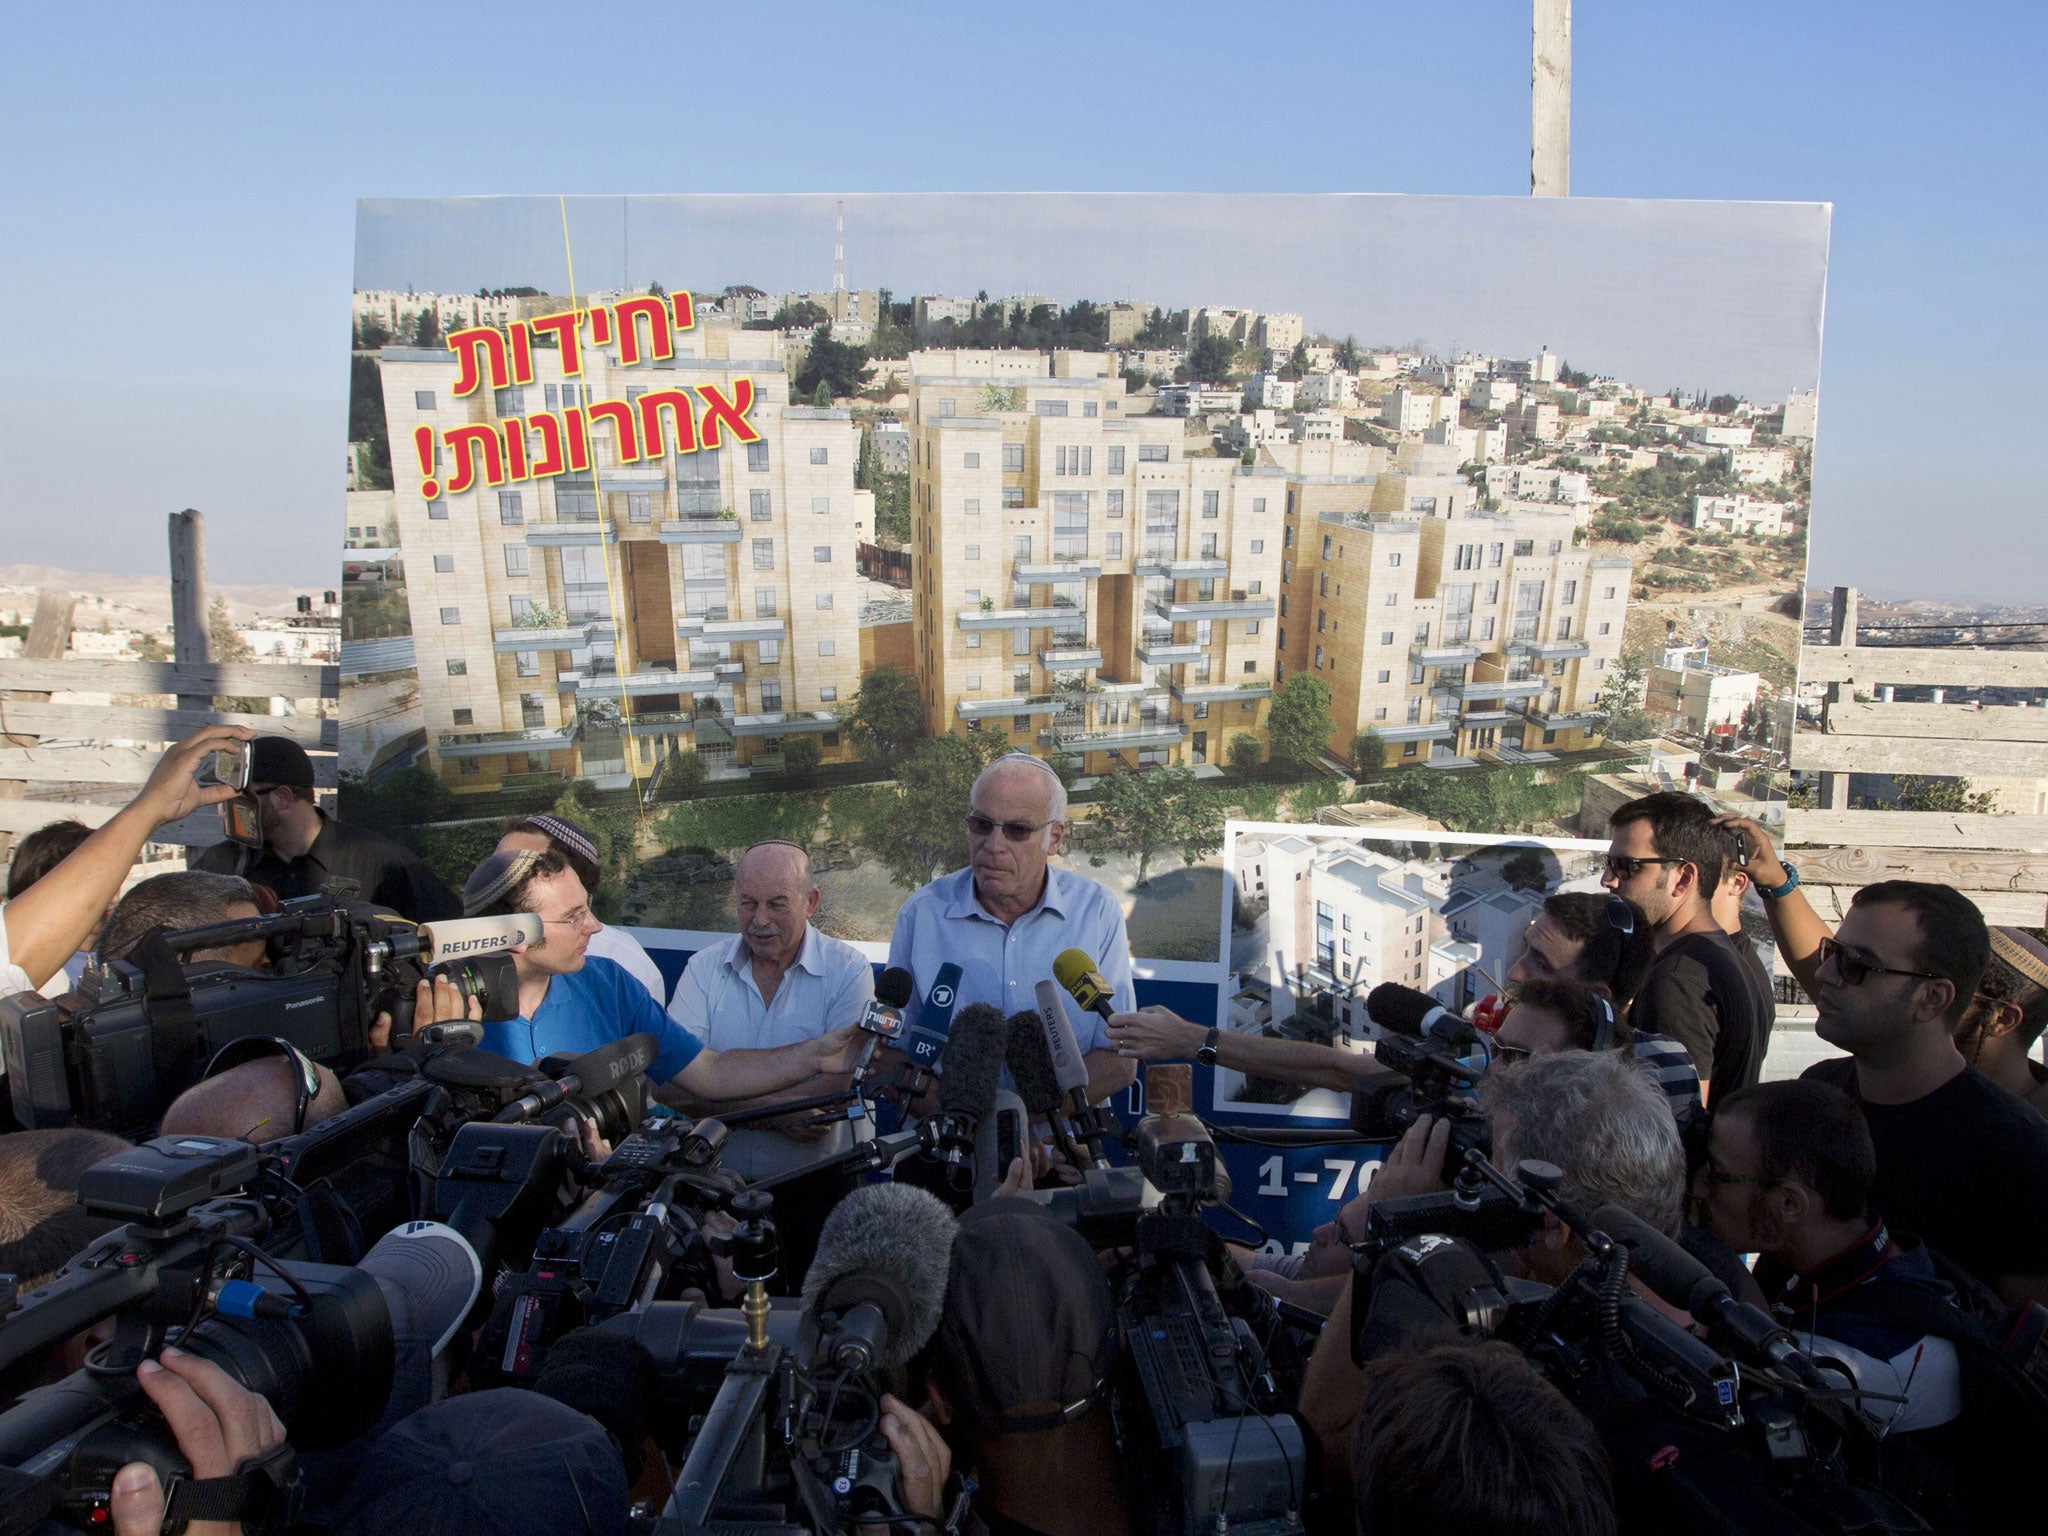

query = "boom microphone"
[[1365, 983, 1478, 1047], [1053, 948, 1118, 1022], [1590, 1204, 1832, 1392], [492, 1032, 658, 1124], [799, 1182, 959, 1371]]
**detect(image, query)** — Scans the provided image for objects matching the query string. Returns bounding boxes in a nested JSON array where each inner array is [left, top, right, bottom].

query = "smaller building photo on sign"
[[1218, 820, 1618, 1119]]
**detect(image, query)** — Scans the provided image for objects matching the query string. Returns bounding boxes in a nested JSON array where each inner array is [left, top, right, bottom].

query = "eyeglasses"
[[539, 906, 594, 928], [1604, 855, 1685, 879], [1491, 1040, 1534, 1065], [965, 812, 1053, 842], [1817, 936, 1946, 987]]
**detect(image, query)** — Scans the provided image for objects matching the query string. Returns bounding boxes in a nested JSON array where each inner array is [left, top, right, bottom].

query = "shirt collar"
[[722, 925, 823, 976], [299, 808, 336, 872], [945, 863, 1070, 924]]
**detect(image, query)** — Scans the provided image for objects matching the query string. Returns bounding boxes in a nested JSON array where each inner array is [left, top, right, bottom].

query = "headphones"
[[1591, 994, 1617, 1053], [204, 1036, 322, 1137]]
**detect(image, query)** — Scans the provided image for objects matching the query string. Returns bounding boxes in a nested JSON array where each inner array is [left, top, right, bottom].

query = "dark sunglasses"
[[965, 812, 1054, 842], [1817, 936, 1946, 988], [1604, 854, 1685, 879]]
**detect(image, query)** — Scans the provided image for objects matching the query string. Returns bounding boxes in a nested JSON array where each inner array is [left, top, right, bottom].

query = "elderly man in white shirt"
[[665, 839, 874, 1181]]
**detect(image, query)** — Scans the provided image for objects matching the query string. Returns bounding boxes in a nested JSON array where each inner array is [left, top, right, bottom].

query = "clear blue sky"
[[2, 1, 2040, 603]]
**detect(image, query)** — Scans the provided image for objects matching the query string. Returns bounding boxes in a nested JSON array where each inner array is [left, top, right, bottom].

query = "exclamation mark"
[[416, 426, 440, 500]]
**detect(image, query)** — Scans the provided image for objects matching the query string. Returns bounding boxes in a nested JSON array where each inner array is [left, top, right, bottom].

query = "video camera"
[[0, 897, 539, 1137], [0, 1135, 393, 1536], [1347, 1150, 1932, 1536], [1348, 983, 1492, 1160]]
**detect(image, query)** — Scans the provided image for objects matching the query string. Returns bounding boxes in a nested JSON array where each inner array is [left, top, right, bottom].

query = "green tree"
[[1335, 336, 1360, 371], [847, 663, 927, 760], [780, 734, 823, 789], [135, 633, 166, 662], [1707, 393, 1741, 417], [868, 732, 1004, 890], [1091, 764, 1225, 886], [1279, 341, 1309, 381], [1885, 776, 2000, 814], [207, 596, 268, 713], [657, 791, 822, 856], [1589, 653, 1655, 744], [413, 307, 440, 348], [811, 380, 831, 408], [1188, 333, 1237, 383], [1267, 674, 1334, 771], [1501, 847, 1550, 891], [666, 748, 708, 796], [1351, 728, 1387, 774], [1227, 732, 1263, 781], [795, 325, 869, 400]]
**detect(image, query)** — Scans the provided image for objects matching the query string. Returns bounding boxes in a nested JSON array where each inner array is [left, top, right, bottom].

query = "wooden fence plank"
[[0, 747, 339, 789], [1822, 702, 2048, 742], [1806, 883, 2045, 927], [1786, 809, 2048, 853], [0, 800, 223, 847], [1793, 845, 2048, 894], [1800, 645, 2048, 690], [1790, 732, 2048, 779], [0, 659, 336, 699], [0, 703, 335, 750]]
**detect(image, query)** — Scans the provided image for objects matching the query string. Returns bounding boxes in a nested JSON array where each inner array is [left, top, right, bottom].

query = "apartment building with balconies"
[[907, 351, 1282, 773], [1276, 492, 1631, 767], [380, 337, 865, 792]]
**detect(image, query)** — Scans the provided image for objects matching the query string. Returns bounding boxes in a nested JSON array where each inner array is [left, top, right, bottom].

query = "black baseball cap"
[[929, 1196, 1117, 1433], [248, 736, 315, 790]]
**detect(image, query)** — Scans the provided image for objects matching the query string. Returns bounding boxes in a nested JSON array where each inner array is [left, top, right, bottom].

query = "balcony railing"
[[728, 710, 841, 737], [1133, 556, 1229, 580], [492, 619, 612, 653], [1038, 645, 1103, 671], [1149, 596, 1278, 622], [1504, 637, 1592, 660], [1409, 640, 1483, 666], [1134, 638, 1206, 665], [957, 694, 1063, 719], [1171, 677, 1272, 702], [1013, 557, 1102, 583], [560, 666, 718, 699], [1372, 720, 1459, 743], [1432, 677, 1546, 701], [1044, 720, 1188, 752], [524, 521, 618, 547], [436, 722, 582, 758], [658, 516, 743, 545], [957, 605, 1077, 632], [1517, 702, 1601, 729]]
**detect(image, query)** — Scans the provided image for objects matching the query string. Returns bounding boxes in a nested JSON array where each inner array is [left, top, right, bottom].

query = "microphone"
[[415, 912, 544, 963], [1366, 983, 1478, 1047], [901, 961, 964, 1075], [930, 1003, 1009, 1191], [853, 966, 914, 1080], [1034, 980, 1113, 1167], [1590, 1204, 1833, 1392], [1052, 948, 1118, 1023], [1007, 1009, 1082, 1170], [492, 1032, 658, 1123], [799, 1182, 959, 1372]]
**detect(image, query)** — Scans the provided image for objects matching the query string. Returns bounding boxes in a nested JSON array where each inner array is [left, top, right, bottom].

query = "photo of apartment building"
[[378, 334, 869, 792], [907, 350, 1280, 774]]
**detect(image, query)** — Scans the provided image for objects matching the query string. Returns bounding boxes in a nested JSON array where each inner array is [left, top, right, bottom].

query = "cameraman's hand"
[[1360, 1115, 1453, 1207], [876, 1394, 950, 1522], [1106, 1005, 1202, 1061], [111, 1347, 285, 1536], [369, 975, 482, 1053], [136, 726, 258, 830]]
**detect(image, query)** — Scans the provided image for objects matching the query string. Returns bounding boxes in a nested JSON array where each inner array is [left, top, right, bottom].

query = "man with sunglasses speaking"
[[1602, 791, 1775, 1107], [887, 753, 1137, 1108], [192, 737, 461, 924], [461, 848, 863, 1105]]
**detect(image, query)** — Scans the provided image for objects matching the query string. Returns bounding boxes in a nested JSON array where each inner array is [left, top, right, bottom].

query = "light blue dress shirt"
[[886, 863, 1132, 1062]]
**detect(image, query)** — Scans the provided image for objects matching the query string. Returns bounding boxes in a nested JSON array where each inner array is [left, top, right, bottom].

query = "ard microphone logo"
[[928, 983, 954, 1009]]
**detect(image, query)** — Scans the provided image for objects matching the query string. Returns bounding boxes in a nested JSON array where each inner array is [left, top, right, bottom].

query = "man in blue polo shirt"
[[887, 752, 1137, 1107], [462, 848, 859, 1101]]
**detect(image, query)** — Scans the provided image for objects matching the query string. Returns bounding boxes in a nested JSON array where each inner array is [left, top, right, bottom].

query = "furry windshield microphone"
[[799, 1181, 960, 1370], [1004, 1010, 1063, 1117], [936, 1003, 1010, 1120]]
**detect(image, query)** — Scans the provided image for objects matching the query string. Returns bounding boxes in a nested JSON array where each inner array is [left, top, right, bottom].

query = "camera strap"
[[132, 926, 204, 1109], [161, 1443, 302, 1536]]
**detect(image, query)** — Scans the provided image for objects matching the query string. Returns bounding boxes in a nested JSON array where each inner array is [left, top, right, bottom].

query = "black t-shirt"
[[195, 811, 461, 923], [1628, 929, 1775, 1105], [1803, 1057, 2048, 1290]]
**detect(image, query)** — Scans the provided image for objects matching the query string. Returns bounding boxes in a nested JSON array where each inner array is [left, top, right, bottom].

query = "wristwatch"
[[1196, 1028, 1222, 1066], [1757, 862, 1800, 900]]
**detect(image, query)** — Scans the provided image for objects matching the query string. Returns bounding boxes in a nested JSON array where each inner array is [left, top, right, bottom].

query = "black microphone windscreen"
[[560, 1032, 658, 1094], [1004, 1010, 1063, 1115], [422, 1047, 542, 1094], [1590, 1204, 1719, 1308], [876, 966, 915, 1009], [801, 1182, 959, 1368], [1365, 983, 1442, 1037], [937, 1003, 1010, 1118]]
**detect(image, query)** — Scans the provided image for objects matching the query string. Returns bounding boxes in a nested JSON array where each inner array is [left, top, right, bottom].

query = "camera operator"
[[0, 725, 255, 998], [1602, 792, 1775, 1106], [913, 1197, 1128, 1536], [461, 848, 861, 1106], [1300, 1050, 1687, 1476], [97, 871, 270, 971], [192, 736, 460, 924], [1350, 1341, 1616, 1536], [5, 819, 98, 995], [495, 814, 665, 1005], [1693, 1080, 1961, 1434], [159, 1041, 349, 1144]]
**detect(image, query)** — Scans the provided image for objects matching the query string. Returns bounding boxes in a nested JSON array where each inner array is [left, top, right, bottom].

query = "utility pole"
[[1533, 0, 1571, 196]]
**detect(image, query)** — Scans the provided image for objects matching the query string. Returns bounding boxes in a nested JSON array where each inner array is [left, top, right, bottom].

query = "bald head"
[[734, 842, 819, 971], [971, 753, 1067, 824], [160, 1057, 348, 1145]]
